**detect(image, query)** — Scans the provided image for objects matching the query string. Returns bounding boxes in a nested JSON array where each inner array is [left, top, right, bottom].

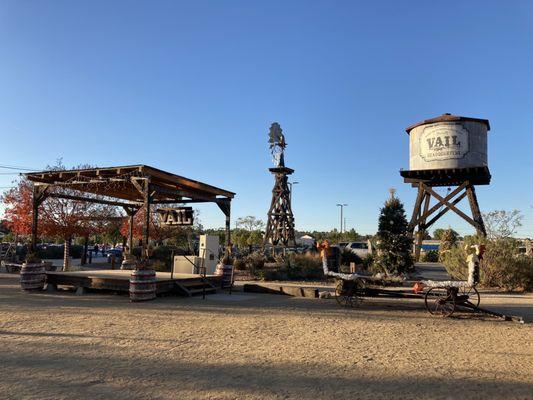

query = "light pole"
[[288, 181, 299, 203], [336, 203, 348, 233]]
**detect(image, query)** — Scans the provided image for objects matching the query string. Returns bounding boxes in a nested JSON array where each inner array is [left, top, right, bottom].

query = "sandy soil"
[[1, 274, 532, 400]]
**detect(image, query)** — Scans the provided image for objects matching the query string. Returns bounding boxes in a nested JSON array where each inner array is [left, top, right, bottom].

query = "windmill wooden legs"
[[264, 171, 296, 248], [408, 181, 486, 261]]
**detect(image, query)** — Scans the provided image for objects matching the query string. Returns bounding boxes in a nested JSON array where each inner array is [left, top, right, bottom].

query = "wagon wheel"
[[335, 280, 363, 308], [459, 286, 480, 308], [424, 287, 456, 317]]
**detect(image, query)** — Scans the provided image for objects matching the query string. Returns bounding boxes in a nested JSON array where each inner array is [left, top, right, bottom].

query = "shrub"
[[421, 250, 439, 263], [341, 249, 362, 266], [35, 244, 83, 259], [439, 229, 458, 262], [246, 251, 266, 270], [442, 237, 532, 291], [482, 239, 533, 291], [233, 258, 246, 271], [361, 254, 374, 270], [245, 251, 266, 273], [151, 260, 170, 272], [257, 253, 324, 281]]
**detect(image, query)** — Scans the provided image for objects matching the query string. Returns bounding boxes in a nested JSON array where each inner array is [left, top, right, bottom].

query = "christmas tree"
[[373, 189, 413, 274]]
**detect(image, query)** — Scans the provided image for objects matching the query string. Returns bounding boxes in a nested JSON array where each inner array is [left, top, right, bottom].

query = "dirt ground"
[[1, 274, 532, 400]]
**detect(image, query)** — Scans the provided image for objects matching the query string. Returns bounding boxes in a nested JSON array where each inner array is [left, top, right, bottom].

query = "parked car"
[[105, 248, 123, 262], [338, 242, 349, 250], [344, 241, 372, 258]]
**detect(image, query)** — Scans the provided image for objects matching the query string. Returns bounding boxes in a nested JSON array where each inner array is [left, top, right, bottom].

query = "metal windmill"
[[263, 122, 296, 247]]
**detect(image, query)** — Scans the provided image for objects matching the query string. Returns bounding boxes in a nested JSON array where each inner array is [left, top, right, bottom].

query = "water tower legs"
[[407, 180, 487, 261]]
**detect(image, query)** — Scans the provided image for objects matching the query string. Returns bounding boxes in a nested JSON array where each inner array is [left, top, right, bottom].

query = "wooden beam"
[[47, 193, 142, 208], [30, 184, 49, 252], [424, 190, 468, 229], [410, 181, 469, 228], [408, 183, 425, 233], [142, 181, 151, 260], [151, 183, 216, 202], [466, 185, 487, 236], [424, 185, 478, 228]]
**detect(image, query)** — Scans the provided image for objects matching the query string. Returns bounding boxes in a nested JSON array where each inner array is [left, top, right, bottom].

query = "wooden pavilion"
[[25, 165, 235, 258]]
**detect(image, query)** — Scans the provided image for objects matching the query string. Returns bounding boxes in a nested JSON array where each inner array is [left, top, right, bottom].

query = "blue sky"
[[0, 1, 532, 237]]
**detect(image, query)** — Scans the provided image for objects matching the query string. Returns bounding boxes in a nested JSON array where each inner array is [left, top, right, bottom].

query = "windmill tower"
[[263, 122, 296, 247]]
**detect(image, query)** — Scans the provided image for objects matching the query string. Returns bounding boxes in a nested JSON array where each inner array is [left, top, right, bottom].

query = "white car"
[[345, 241, 372, 258]]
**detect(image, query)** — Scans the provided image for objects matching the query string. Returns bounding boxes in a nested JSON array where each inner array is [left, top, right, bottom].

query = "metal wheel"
[[335, 280, 363, 308], [424, 287, 456, 317], [460, 286, 480, 308]]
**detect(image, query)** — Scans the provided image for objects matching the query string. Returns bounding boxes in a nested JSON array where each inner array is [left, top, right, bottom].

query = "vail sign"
[[156, 207, 194, 226], [420, 122, 470, 162]]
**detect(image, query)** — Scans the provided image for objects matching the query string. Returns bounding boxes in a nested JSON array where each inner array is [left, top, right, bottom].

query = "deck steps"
[[175, 278, 217, 297]]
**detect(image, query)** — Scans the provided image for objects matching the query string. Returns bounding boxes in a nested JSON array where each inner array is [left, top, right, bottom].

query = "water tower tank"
[[406, 113, 490, 171]]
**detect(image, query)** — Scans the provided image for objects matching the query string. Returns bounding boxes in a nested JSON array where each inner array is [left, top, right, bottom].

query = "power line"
[[0, 164, 40, 171]]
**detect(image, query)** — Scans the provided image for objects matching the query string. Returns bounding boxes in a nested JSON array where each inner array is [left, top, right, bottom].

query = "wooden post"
[[408, 183, 425, 234], [30, 185, 48, 253], [129, 213, 134, 254], [81, 235, 89, 265], [414, 192, 431, 261], [142, 181, 151, 260], [217, 199, 232, 254], [466, 185, 487, 236], [225, 207, 231, 248], [31, 189, 39, 253]]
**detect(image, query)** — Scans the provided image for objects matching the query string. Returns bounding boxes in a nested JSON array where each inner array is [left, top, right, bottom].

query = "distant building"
[[297, 235, 315, 247]]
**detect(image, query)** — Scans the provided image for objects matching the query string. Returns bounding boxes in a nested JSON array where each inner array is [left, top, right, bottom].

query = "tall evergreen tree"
[[373, 189, 413, 274]]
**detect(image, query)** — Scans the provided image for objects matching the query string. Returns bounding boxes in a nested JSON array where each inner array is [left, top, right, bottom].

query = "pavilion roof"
[[24, 164, 234, 205]]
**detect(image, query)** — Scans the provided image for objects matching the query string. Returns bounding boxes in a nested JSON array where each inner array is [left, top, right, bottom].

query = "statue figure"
[[466, 244, 485, 286]]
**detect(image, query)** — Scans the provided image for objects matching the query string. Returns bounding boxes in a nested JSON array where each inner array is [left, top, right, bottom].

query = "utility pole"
[[336, 204, 348, 233]]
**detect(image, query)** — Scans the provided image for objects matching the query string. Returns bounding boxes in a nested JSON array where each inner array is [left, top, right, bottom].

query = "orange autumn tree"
[[120, 206, 174, 245], [2, 165, 120, 270]]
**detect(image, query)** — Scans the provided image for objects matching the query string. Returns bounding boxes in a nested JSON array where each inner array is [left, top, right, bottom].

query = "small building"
[[297, 235, 315, 247]]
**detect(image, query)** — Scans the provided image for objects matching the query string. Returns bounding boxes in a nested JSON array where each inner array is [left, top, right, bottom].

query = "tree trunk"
[[63, 237, 71, 271], [81, 235, 89, 266]]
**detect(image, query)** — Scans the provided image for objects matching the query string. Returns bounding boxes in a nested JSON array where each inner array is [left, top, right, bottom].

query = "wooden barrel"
[[20, 262, 46, 291], [129, 268, 156, 302], [215, 263, 233, 288]]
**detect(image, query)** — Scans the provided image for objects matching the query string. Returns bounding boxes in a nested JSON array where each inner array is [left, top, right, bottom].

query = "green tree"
[[373, 192, 413, 274], [433, 228, 459, 241], [342, 228, 361, 242], [236, 216, 265, 231], [438, 228, 458, 261]]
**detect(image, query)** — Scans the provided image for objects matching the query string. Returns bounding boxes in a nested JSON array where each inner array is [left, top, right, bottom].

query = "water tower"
[[400, 113, 490, 260]]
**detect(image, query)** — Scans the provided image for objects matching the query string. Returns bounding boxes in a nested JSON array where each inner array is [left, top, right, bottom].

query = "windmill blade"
[[269, 122, 283, 145]]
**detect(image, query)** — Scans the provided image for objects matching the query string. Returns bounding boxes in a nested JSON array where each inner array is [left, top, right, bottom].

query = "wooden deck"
[[45, 269, 221, 296]]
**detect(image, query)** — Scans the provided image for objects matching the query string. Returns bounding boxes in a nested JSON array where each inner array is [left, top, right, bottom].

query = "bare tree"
[[482, 210, 523, 239]]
